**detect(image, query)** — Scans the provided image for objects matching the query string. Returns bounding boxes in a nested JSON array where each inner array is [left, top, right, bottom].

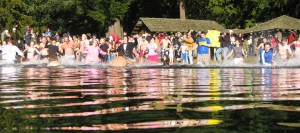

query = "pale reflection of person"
[[109, 51, 136, 67]]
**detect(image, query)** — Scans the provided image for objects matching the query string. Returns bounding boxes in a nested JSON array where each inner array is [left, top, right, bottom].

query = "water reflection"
[[0, 67, 299, 132]]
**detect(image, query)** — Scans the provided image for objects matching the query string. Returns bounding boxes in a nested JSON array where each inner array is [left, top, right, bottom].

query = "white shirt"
[[2, 45, 23, 61], [181, 45, 188, 53], [123, 43, 127, 51]]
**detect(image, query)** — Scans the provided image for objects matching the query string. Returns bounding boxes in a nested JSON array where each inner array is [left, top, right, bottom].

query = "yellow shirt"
[[185, 37, 194, 50]]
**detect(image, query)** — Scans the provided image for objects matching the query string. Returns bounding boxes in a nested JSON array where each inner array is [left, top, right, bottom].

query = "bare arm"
[[98, 48, 107, 55], [23, 47, 28, 53], [205, 43, 212, 47], [132, 47, 138, 57], [226, 50, 233, 59], [15, 47, 24, 57], [126, 59, 136, 65], [256, 43, 264, 50]]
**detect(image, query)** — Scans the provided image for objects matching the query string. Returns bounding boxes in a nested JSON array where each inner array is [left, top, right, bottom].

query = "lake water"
[[0, 66, 299, 132]]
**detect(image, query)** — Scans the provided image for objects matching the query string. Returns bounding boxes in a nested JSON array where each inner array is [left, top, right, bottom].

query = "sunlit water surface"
[[0, 66, 299, 132]]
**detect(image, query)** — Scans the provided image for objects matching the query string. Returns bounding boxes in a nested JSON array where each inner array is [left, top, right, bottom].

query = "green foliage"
[[184, 0, 300, 29], [0, 0, 131, 35]]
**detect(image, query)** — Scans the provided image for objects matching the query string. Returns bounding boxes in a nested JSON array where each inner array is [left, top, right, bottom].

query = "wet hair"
[[49, 55, 58, 61], [235, 39, 242, 44], [200, 32, 206, 35], [73, 35, 78, 39], [118, 51, 124, 56], [282, 37, 288, 42], [264, 42, 271, 47], [163, 55, 170, 65]]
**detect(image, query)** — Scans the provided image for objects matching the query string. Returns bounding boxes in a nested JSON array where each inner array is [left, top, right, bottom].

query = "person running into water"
[[109, 51, 136, 67], [146, 37, 159, 63], [48, 39, 60, 61], [216, 31, 230, 61], [118, 36, 137, 62], [291, 36, 300, 58], [260, 42, 276, 66], [85, 40, 107, 64], [23, 41, 40, 62], [226, 40, 246, 65], [277, 37, 293, 61], [168, 44, 175, 64], [72, 35, 81, 61], [1, 39, 24, 63], [48, 55, 60, 66], [196, 32, 212, 65], [183, 33, 194, 64], [60, 36, 77, 62], [138, 36, 148, 63], [39, 37, 49, 62], [179, 40, 188, 64], [80, 34, 89, 62]]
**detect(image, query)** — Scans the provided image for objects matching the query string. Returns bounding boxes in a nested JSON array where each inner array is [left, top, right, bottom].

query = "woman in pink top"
[[85, 40, 106, 63], [147, 37, 159, 63]]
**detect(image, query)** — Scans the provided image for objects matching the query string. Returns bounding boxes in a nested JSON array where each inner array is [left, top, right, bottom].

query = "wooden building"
[[131, 17, 225, 35]]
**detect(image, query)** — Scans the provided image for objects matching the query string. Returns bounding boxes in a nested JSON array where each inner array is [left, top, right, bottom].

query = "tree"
[[0, 0, 131, 35], [179, 0, 186, 19]]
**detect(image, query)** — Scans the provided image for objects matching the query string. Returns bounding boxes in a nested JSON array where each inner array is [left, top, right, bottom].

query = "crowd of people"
[[0, 26, 300, 66]]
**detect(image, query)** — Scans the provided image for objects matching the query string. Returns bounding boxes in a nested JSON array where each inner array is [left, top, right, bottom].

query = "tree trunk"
[[106, 19, 123, 38], [179, 0, 186, 19]]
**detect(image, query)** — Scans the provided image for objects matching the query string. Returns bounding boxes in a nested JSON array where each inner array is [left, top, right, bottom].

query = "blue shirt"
[[197, 38, 211, 54], [260, 49, 273, 65]]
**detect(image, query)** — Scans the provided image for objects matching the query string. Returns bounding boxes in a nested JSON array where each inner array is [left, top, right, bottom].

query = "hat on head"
[[229, 30, 233, 33], [5, 30, 8, 33], [13, 28, 16, 31]]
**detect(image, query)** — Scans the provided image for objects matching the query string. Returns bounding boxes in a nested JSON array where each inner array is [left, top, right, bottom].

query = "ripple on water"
[[0, 67, 299, 132]]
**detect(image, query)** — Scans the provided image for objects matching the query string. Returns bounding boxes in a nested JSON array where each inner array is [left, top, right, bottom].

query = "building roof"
[[132, 18, 225, 34], [245, 15, 300, 33]]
